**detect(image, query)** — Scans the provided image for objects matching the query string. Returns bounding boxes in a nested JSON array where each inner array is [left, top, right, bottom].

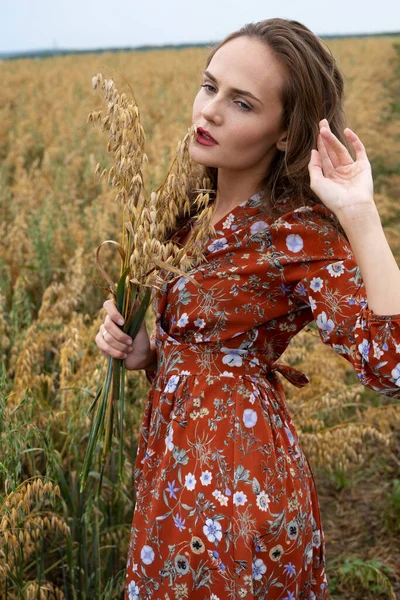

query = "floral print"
[[125, 192, 400, 599]]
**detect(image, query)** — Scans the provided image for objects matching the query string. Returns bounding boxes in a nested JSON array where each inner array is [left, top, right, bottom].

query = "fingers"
[[103, 299, 125, 326], [103, 314, 133, 346], [95, 325, 130, 360], [319, 119, 354, 166], [97, 299, 134, 359], [344, 127, 369, 162], [316, 132, 335, 176]]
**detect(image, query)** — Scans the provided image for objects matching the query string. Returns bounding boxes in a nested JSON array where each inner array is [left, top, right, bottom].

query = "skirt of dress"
[[124, 366, 329, 600]]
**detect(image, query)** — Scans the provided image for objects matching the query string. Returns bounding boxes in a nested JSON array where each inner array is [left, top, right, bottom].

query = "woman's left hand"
[[308, 118, 377, 223]]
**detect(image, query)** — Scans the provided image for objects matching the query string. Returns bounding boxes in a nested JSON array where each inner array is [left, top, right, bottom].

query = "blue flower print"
[[140, 545, 155, 565], [252, 557, 267, 580], [310, 277, 324, 293], [286, 233, 304, 253], [358, 339, 370, 361], [127, 581, 140, 600], [166, 480, 180, 499], [221, 347, 247, 367], [243, 408, 258, 428], [391, 363, 400, 385], [316, 311, 335, 334], [283, 562, 296, 577], [200, 470, 212, 486], [250, 220, 269, 235], [184, 472, 196, 490], [203, 518, 223, 543], [283, 592, 296, 600], [173, 513, 186, 532], [177, 312, 189, 327], [172, 276, 188, 293], [207, 237, 229, 253], [164, 375, 180, 394], [327, 261, 345, 278]]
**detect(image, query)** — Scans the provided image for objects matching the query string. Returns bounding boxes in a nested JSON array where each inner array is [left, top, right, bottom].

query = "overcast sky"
[[1, 0, 399, 53]]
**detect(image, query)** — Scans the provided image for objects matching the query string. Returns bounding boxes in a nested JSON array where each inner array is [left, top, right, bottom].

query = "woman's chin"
[[188, 143, 218, 168]]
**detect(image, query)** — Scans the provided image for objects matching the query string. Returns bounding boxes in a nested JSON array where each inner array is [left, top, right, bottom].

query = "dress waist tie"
[[266, 362, 310, 388]]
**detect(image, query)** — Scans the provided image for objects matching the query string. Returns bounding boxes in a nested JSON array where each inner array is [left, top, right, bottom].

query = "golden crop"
[[0, 37, 399, 598]]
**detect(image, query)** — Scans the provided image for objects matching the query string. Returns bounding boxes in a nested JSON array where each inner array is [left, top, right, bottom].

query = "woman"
[[96, 18, 400, 600]]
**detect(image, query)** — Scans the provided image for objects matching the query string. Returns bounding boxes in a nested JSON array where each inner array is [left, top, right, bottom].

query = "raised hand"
[[308, 118, 376, 223]]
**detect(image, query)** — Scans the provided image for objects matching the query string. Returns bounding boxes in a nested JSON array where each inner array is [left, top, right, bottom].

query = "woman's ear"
[[276, 131, 287, 152]]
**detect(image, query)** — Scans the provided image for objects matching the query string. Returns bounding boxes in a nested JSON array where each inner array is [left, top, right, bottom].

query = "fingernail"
[[118, 318, 124, 325]]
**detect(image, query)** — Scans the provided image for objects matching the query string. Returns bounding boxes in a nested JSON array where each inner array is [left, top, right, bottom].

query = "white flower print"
[[217, 494, 229, 506], [243, 408, 258, 428], [165, 426, 174, 452], [316, 311, 335, 334], [358, 339, 370, 361], [185, 473, 196, 491], [194, 333, 204, 342], [222, 213, 235, 229], [305, 542, 313, 567], [203, 518, 223, 543], [391, 363, 400, 385], [287, 519, 299, 540], [286, 233, 303, 253], [172, 276, 188, 293], [127, 581, 140, 600], [327, 261, 345, 278], [194, 317, 206, 328], [210, 594, 220, 600], [221, 371, 235, 378], [207, 237, 228, 253], [177, 313, 189, 327], [310, 277, 324, 292], [373, 340, 384, 359], [284, 426, 295, 446], [256, 491, 270, 512], [312, 529, 321, 548], [200, 470, 212, 486], [308, 295, 317, 311], [140, 545, 155, 565], [248, 392, 256, 405], [249, 356, 260, 368], [164, 375, 180, 394], [221, 347, 247, 367], [252, 557, 267, 581], [233, 491, 248, 506], [250, 220, 269, 235]]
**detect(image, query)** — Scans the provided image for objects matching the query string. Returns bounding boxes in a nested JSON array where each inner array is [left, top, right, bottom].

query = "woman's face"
[[189, 36, 287, 176]]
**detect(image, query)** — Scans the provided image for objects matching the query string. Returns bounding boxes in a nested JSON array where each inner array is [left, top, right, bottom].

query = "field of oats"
[[0, 36, 399, 599]]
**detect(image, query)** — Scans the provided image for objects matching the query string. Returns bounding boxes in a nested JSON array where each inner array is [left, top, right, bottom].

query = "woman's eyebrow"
[[203, 70, 263, 106]]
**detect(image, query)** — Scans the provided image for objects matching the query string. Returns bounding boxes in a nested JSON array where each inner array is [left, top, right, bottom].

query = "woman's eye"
[[236, 101, 251, 111], [201, 84, 215, 92], [201, 84, 251, 111]]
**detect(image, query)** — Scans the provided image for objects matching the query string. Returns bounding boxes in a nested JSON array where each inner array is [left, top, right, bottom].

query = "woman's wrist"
[[143, 348, 157, 372]]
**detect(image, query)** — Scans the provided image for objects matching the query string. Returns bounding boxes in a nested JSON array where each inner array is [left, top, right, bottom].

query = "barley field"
[[0, 37, 399, 599]]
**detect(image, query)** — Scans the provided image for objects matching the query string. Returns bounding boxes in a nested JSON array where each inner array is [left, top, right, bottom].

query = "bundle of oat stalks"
[[81, 73, 216, 492]]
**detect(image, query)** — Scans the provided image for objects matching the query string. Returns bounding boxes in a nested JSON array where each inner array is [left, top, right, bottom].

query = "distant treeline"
[[1, 32, 399, 61]]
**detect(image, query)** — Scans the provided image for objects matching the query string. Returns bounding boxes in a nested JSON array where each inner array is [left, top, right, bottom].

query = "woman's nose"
[[201, 98, 222, 125]]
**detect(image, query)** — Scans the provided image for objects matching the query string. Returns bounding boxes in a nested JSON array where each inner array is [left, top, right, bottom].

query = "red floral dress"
[[125, 193, 400, 600]]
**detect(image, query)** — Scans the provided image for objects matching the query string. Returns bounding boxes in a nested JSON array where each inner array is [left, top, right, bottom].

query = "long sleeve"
[[272, 204, 400, 398]]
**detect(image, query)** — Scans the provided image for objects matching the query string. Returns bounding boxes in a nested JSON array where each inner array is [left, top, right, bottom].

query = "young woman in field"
[[95, 18, 400, 600]]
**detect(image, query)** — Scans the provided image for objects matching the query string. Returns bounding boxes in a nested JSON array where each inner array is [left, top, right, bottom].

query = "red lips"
[[197, 127, 217, 143]]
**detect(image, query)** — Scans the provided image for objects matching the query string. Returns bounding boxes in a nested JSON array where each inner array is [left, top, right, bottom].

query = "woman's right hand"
[[95, 299, 157, 372]]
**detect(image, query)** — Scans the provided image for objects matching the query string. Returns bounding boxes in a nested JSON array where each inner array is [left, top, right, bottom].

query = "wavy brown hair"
[[190, 18, 352, 241]]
